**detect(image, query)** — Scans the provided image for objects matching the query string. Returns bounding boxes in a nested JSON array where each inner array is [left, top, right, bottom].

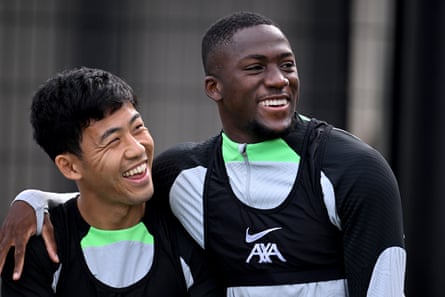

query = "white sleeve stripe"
[[180, 257, 194, 290], [320, 171, 342, 230], [367, 247, 406, 297], [13, 190, 78, 235]]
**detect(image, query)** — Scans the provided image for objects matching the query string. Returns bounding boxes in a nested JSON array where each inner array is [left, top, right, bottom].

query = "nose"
[[265, 66, 289, 89], [124, 135, 146, 159]]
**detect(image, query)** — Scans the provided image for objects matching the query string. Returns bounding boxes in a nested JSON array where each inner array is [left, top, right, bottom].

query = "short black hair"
[[31, 66, 137, 160], [201, 11, 278, 74]]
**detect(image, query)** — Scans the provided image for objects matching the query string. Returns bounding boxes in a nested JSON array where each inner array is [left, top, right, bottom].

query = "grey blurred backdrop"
[[0, 0, 444, 296]]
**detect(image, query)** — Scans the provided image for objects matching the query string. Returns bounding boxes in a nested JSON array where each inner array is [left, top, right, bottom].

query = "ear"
[[55, 153, 82, 181], [204, 75, 222, 102]]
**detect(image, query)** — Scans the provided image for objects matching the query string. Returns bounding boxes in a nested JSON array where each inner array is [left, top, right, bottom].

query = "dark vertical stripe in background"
[[392, 0, 445, 296]]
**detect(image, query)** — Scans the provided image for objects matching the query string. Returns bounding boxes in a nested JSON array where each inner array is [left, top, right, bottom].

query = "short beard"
[[248, 115, 297, 142]]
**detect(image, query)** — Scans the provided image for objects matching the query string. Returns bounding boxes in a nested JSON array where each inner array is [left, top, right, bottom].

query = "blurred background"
[[0, 0, 443, 295]]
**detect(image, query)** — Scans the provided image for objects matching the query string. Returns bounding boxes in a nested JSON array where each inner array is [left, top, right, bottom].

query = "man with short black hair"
[[0, 67, 223, 297]]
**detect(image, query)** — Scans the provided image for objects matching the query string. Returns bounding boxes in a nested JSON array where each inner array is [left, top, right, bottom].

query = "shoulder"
[[154, 136, 220, 168], [289, 115, 396, 186], [322, 126, 401, 212], [49, 198, 81, 236], [143, 207, 201, 268], [152, 136, 220, 190], [314, 122, 400, 199], [324, 126, 392, 171]]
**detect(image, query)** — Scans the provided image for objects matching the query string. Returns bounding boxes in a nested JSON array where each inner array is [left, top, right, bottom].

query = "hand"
[[0, 201, 59, 280]]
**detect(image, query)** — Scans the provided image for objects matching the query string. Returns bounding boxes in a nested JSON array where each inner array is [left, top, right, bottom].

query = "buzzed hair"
[[201, 11, 278, 75]]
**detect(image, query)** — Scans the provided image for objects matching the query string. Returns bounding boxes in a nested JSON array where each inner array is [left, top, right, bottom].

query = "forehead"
[[227, 24, 293, 57], [85, 103, 140, 135]]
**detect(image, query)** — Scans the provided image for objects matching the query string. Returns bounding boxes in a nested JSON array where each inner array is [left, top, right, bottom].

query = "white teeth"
[[260, 99, 287, 106], [123, 163, 147, 177]]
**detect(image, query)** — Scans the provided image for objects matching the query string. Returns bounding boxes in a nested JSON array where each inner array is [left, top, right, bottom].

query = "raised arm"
[[0, 189, 77, 280]]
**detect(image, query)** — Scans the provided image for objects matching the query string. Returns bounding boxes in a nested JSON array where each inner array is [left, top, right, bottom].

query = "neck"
[[77, 195, 145, 230], [221, 112, 300, 144]]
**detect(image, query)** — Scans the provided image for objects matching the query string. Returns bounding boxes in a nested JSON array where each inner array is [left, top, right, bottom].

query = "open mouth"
[[122, 163, 147, 178], [259, 98, 288, 107]]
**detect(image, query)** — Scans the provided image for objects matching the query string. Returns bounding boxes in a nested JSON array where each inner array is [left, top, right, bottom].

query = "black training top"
[[1, 198, 223, 297]]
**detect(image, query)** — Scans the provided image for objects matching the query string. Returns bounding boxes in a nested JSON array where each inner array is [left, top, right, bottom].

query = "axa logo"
[[245, 227, 287, 264]]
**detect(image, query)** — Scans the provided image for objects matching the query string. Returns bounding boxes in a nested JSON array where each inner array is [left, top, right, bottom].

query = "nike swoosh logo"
[[245, 227, 282, 243]]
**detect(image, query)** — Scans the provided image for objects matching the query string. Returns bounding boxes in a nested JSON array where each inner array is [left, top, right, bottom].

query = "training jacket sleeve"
[[152, 142, 225, 297], [322, 128, 406, 297], [13, 190, 78, 235]]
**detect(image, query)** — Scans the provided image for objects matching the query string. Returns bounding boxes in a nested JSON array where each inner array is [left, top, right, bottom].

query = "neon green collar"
[[81, 222, 154, 248], [221, 133, 300, 163]]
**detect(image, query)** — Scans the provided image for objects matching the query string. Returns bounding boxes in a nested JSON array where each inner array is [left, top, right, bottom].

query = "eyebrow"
[[99, 112, 141, 144], [242, 52, 295, 61]]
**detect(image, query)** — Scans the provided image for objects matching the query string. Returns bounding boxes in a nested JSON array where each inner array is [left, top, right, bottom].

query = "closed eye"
[[245, 64, 264, 72], [107, 137, 120, 146], [133, 122, 148, 134]]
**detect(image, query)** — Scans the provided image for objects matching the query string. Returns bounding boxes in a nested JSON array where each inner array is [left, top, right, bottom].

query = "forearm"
[[13, 190, 78, 235]]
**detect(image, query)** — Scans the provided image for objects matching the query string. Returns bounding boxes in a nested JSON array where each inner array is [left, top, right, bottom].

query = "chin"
[[132, 189, 154, 203], [253, 127, 291, 141], [251, 120, 294, 141], [144, 188, 155, 201]]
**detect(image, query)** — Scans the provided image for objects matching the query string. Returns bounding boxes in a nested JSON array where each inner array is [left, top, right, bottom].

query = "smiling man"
[[155, 12, 406, 296], [203, 22, 298, 143], [0, 67, 223, 297]]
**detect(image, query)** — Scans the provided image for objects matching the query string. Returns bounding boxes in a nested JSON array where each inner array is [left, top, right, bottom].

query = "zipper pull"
[[238, 143, 247, 158]]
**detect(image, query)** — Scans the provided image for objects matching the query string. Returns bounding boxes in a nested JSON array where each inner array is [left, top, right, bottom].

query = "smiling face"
[[205, 24, 300, 143], [70, 102, 154, 211]]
